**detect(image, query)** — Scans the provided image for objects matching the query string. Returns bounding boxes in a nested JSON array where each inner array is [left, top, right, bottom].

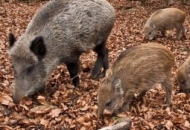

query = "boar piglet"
[[8, 0, 116, 104], [144, 8, 186, 40], [98, 43, 175, 116], [177, 56, 190, 93]]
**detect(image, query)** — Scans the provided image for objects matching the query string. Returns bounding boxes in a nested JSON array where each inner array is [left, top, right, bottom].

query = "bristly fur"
[[98, 43, 175, 116], [144, 8, 186, 40], [9, 0, 116, 103]]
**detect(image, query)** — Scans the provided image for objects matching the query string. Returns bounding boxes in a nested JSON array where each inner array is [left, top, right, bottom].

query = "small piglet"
[[98, 43, 175, 116], [8, 0, 116, 104], [177, 56, 190, 93], [144, 8, 186, 40]]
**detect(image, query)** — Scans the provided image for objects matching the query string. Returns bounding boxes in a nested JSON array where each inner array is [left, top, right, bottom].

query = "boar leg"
[[163, 0, 169, 7], [175, 24, 186, 40], [99, 47, 108, 78], [181, 26, 187, 40], [66, 60, 79, 87], [161, 30, 166, 37], [91, 42, 108, 79], [161, 80, 172, 106]]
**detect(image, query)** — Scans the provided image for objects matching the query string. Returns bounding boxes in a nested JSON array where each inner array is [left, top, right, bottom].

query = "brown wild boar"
[[177, 56, 190, 93], [144, 8, 186, 40], [181, 0, 188, 4], [8, 0, 116, 104], [98, 43, 175, 116]]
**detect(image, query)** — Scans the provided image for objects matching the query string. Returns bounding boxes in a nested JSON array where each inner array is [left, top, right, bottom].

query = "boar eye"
[[26, 66, 34, 74], [105, 101, 112, 107], [181, 80, 186, 85]]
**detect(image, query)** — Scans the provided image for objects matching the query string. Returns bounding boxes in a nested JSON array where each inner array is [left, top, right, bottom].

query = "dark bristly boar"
[[98, 43, 175, 116], [177, 56, 190, 93], [8, 0, 116, 104], [144, 8, 186, 40]]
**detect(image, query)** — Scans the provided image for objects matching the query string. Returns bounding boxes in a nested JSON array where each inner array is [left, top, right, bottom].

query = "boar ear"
[[9, 33, 16, 48], [113, 78, 123, 96], [30, 36, 46, 60]]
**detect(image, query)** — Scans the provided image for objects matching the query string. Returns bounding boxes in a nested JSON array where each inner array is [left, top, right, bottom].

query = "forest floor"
[[0, 0, 190, 129]]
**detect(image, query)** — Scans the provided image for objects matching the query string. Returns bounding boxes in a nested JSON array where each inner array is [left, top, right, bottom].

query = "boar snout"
[[179, 84, 190, 93], [179, 88, 190, 93], [12, 84, 45, 104], [12, 96, 21, 104], [177, 56, 190, 94], [12, 89, 26, 104]]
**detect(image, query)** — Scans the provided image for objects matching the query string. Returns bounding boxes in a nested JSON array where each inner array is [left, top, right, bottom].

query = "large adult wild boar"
[[177, 56, 190, 93], [144, 8, 186, 40], [8, 0, 116, 104], [98, 43, 175, 116]]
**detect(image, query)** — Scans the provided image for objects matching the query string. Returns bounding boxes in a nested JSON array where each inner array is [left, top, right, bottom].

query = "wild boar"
[[8, 0, 116, 104], [177, 56, 190, 93], [144, 8, 186, 40], [98, 43, 175, 116]]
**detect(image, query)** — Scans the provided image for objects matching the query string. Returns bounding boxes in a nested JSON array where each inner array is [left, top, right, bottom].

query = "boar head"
[[98, 76, 124, 117], [177, 64, 190, 93], [9, 33, 47, 104], [144, 24, 156, 40]]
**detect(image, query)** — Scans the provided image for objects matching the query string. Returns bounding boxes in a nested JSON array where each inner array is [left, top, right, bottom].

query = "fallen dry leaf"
[[47, 108, 62, 118], [28, 105, 56, 116], [37, 95, 47, 105]]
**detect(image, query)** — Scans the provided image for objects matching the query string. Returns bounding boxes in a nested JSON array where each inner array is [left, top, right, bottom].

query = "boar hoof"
[[72, 77, 80, 87], [12, 97, 21, 104], [166, 100, 172, 107], [71, 75, 80, 87], [90, 74, 99, 80], [90, 75, 96, 80], [98, 73, 105, 78], [90, 72, 105, 80]]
